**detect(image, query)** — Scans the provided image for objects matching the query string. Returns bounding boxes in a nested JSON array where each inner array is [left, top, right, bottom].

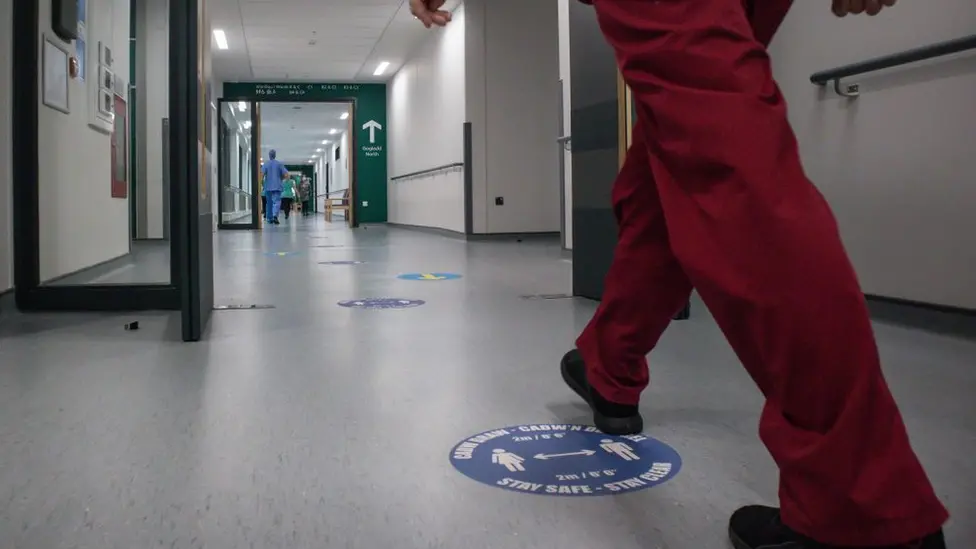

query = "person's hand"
[[410, 0, 452, 28], [832, 0, 897, 17]]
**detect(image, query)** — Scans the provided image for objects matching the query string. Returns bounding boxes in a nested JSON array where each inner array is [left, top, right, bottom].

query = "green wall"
[[223, 82, 387, 224]]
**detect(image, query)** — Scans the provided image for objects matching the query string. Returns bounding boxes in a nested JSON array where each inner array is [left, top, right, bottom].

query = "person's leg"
[[271, 191, 282, 223], [283, 198, 291, 219], [262, 195, 268, 220], [592, 0, 947, 545], [564, 119, 694, 434]]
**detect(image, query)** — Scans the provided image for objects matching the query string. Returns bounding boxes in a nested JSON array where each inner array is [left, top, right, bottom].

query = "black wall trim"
[[463, 122, 473, 235], [39, 252, 130, 285], [865, 294, 976, 339], [387, 224, 560, 243], [386, 223, 466, 239], [12, 0, 41, 309], [865, 293, 975, 317]]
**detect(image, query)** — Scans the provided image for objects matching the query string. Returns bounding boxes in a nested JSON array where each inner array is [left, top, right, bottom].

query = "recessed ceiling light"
[[339, 112, 349, 120], [316, 148, 323, 152], [373, 61, 390, 76], [321, 139, 329, 144], [329, 129, 338, 135], [213, 29, 229, 50]]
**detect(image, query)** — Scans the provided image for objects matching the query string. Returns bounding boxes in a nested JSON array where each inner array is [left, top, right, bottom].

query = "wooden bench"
[[324, 188, 350, 222]]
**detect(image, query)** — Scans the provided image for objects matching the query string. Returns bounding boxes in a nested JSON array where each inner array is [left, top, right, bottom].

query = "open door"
[[254, 102, 263, 227], [346, 104, 355, 228], [217, 99, 260, 229], [178, 0, 215, 341]]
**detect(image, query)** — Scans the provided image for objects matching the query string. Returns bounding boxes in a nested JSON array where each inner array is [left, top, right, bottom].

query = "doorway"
[[252, 101, 354, 228], [216, 99, 259, 230], [10, 0, 207, 331]]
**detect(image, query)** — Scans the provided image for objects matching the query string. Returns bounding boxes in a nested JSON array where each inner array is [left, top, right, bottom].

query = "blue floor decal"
[[264, 251, 301, 257], [397, 272, 462, 281], [449, 424, 681, 496], [337, 298, 425, 310], [320, 261, 366, 265]]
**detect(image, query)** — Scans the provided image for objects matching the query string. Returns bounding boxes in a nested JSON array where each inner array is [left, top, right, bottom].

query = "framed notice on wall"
[[42, 36, 70, 114], [110, 94, 128, 198]]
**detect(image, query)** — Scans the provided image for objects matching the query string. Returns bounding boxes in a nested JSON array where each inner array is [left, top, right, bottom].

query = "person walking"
[[280, 175, 297, 220], [410, 1, 948, 548], [299, 176, 312, 217], [261, 149, 288, 225]]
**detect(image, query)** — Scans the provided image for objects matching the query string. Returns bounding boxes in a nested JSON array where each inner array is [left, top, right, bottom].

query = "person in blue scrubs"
[[261, 150, 289, 225]]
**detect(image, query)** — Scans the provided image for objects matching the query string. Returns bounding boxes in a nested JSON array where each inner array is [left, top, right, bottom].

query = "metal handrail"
[[315, 189, 348, 198], [390, 162, 464, 182], [811, 34, 976, 98], [224, 186, 252, 197]]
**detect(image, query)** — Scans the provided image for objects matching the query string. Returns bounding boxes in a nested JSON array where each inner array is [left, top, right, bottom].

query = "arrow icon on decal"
[[533, 449, 596, 460], [420, 273, 446, 280], [362, 120, 383, 143]]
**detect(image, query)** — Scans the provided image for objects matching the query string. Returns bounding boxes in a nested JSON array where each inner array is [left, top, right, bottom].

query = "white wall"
[[332, 132, 350, 192], [37, 0, 130, 282], [466, 0, 561, 234], [771, 2, 976, 309], [557, 0, 572, 249], [0, 0, 12, 291], [136, 0, 168, 238], [387, 4, 467, 232]]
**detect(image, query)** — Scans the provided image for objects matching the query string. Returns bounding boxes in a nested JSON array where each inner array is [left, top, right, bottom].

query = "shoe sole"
[[727, 529, 748, 549], [728, 527, 804, 549], [560, 356, 644, 436]]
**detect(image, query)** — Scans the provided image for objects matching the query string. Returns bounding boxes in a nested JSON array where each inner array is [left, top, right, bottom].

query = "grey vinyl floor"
[[0, 216, 973, 548]]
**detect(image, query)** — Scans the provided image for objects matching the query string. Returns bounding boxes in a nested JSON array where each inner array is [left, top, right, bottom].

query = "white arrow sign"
[[362, 120, 383, 143], [533, 449, 596, 460]]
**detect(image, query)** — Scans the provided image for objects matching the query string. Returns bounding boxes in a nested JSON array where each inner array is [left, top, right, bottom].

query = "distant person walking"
[[299, 177, 312, 217], [261, 150, 288, 225], [281, 176, 297, 220]]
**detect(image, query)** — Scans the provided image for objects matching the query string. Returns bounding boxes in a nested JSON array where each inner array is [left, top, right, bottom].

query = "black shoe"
[[729, 505, 946, 549], [560, 349, 643, 435]]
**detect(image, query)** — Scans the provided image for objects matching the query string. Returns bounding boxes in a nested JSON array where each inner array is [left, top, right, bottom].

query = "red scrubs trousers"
[[575, 0, 948, 545]]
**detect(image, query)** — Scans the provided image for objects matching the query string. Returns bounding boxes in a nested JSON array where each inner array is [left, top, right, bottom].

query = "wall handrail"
[[390, 162, 464, 182], [810, 34, 976, 97], [224, 186, 252, 197]]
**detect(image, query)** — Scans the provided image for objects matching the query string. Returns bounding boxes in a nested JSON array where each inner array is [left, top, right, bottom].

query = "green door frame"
[[222, 82, 388, 226]]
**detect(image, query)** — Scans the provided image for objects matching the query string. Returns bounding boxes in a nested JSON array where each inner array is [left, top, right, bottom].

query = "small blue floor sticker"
[[337, 298, 425, 310], [320, 260, 365, 265], [264, 251, 300, 257], [397, 272, 462, 281], [449, 424, 681, 496]]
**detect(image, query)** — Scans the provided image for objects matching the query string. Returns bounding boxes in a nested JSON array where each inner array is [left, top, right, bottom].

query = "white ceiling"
[[247, 101, 352, 165], [210, 0, 461, 82]]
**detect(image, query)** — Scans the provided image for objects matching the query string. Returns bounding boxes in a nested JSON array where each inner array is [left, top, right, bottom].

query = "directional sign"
[[337, 298, 425, 310], [397, 272, 462, 281], [449, 424, 681, 496], [362, 120, 383, 144]]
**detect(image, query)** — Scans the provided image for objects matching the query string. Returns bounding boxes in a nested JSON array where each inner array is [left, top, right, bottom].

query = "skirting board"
[[38, 251, 132, 286], [0, 287, 13, 312], [386, 222, 560, 242], [865, 294, 976, 339]]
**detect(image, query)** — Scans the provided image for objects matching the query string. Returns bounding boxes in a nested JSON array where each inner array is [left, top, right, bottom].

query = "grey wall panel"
[[569, 1, 619, 299]]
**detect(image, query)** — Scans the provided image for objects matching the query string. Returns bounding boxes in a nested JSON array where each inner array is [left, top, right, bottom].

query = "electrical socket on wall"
[[495, 197, 504, 206]]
